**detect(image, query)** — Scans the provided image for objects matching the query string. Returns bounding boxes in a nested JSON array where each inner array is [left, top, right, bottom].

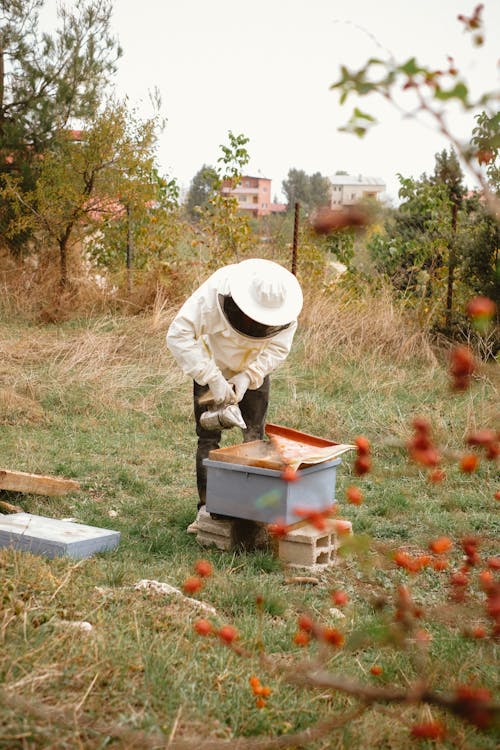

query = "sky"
[[39, 0, 500, 204]]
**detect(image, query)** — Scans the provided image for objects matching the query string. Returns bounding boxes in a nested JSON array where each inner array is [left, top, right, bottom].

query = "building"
[[329, 174, 386, 209], [221, 175, 286, 217]]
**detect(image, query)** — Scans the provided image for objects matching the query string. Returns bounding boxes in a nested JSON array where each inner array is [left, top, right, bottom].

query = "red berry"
[[331, 590, 349, 606], [355, 435, 370, 455], [460, 453, 479, 473], [370, 664, 383, 676], [218, 625, 238, 644], [470, 626, 487, 638], [249, 675, 261, 690], [466, 296, 496, 320], [334, 519, 352, 535], [429, 536, 453, 554], [432, 558, 449, 571], [450, 346, 476, 374], [428, 468, 446, 482], [466, 428, 497, 446], [411, 721, 446, 739], [298, 613, 315, 632], [194, 559, 213, 578], [412, 417, 431, 433], [194, 618, 212, 636], [183, 576, 203, 594], [293, 630, 310, 646], [268, 520, 288, 537], [321, 626, 344, 647], [346, 485, 363, 505], [354, 455, 372, 475]]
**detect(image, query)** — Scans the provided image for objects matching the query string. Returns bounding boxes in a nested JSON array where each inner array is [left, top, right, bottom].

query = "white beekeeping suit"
[[166, 259, 303, 404]]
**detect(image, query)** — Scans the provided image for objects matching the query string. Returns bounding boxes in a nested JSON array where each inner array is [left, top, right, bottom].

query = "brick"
[[195, 531, 233, 551], [188, 507, 268, 551], [277, 519, 346, 570], [187, 507, 232, 536]]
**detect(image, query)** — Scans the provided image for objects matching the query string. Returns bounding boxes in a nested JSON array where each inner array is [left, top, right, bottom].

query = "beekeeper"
[[166, 258, 303, 510]]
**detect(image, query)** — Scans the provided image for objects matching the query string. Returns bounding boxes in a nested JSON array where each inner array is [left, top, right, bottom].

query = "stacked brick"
[[188, 508, 352, 570]]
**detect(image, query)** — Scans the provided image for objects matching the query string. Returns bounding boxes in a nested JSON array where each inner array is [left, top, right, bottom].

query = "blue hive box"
[[0, 513, 120, 559], [204, 438, 341, 524]]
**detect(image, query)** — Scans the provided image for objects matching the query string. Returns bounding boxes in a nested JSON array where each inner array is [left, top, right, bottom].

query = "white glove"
[[228, 372, 251, 403], [208, 373, 237, 406]]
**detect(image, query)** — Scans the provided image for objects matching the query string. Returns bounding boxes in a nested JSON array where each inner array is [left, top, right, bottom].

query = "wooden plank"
[[0, 469, 80, 496], [0, 499, 23, 514]]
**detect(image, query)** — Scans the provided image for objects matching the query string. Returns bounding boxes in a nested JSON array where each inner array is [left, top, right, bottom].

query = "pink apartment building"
[[221, 175, 286, 217]]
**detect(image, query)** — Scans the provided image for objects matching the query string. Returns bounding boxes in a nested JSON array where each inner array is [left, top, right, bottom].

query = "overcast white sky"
[[40, 0, 500, 203]]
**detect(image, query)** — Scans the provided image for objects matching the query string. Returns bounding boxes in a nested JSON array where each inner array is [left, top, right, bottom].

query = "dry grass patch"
[[300, 285, 437, 367], [0, 308, 185, 418]]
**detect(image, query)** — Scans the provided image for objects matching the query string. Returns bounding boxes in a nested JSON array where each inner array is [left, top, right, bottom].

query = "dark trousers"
[[194, 375, 270, 508]]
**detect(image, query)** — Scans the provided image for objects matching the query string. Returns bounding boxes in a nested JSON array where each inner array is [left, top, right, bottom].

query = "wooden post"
[[126, 203, 133, 294], [292, 201, 300, 276]]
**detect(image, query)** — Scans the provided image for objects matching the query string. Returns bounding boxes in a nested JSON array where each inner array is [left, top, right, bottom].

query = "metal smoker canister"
[[199, 404, 247, 431]]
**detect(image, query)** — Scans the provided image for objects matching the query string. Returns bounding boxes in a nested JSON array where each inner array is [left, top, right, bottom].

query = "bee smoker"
[[199, 404, 247, 431]]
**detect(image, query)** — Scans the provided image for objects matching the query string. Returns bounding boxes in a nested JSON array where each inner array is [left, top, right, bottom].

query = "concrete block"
[[188, 507, 269, 551], [187, 507, 234, 550], [0, 513, 120, 559], [278, 520, 340, 570]]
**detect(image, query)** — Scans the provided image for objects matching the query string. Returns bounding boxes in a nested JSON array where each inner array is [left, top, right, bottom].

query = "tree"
[[0, 0, 121, 249], [282, 168, 331, 213], [185, 164, 218, 219], [196, 131, 252, 267], [2, 101, 169, 288], [282, 168, 311, 210], [309, 171, 332, 210], [431, 149, 466, 328], [367, 152, 498, 331], [91, 165, 181, 292], [367, 171, 451, 313]]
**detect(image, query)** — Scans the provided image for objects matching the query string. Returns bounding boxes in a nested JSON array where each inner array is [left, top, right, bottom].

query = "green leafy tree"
[[196, 131, 252, 268], [0, 0, 121, 249], [309, 171, 332, 210], [2, 101, 169, 288], [457, 193, 500, 305], [431, 149, 466, 327], [92, 165, 181, 292], [368, 154, 498, 330], [282, 168, 331, 213], [368, 172, 451, 313], [185, 164, 218, 219], [282, 168, 311, 210]]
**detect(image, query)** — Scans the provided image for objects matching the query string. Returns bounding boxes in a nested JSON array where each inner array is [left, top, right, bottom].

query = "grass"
[[0, 285, 499, 749]]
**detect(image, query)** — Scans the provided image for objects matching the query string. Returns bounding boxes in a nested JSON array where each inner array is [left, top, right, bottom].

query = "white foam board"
[[0, 513, 120, 559]]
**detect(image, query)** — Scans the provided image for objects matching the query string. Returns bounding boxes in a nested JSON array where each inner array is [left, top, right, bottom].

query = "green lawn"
[[0, 304, 498, 749]]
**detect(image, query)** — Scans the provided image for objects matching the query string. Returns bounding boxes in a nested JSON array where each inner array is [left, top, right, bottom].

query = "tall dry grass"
[[0, 246, 201, 322], [0, 306, 185, 424], [300, 283, 437, 367]]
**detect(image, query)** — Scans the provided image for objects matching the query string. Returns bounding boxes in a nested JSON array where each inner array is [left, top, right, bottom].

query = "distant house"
[[221, 175, 286, 217], [329, 174, 386, 209]]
